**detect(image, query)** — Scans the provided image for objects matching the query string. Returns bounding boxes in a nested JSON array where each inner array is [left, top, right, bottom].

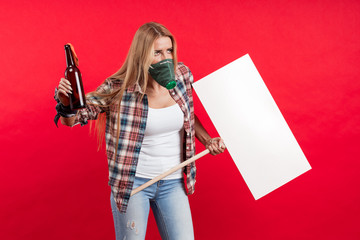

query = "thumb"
[[217, 138, 225, 148]]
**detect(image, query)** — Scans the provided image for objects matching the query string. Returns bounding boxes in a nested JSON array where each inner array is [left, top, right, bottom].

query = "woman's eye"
[[167, 49, 173, 53]]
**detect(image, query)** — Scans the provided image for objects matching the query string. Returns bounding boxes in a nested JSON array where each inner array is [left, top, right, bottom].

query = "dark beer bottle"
[[64, 44, 86, 110]]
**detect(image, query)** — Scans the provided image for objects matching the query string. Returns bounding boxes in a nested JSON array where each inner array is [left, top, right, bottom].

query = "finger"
[[211, 143, 223, 155], [218, 147, 225, 153], [216, 138, 222, 148], [58, 85, 72, 95], [213, 139, 226, 154], [60, 78, 73, 90], [218, 139, 226, 149], [213, 137, 225, 149], [212, 144, 222, 155], [207, 145, 216, 155], [211, 138, 223, 152], [58, 89, 69, 98], [59, 81, 72, 93]]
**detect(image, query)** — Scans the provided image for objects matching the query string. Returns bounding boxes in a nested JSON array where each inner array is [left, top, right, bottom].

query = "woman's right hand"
[[57, 78, 72, 106]]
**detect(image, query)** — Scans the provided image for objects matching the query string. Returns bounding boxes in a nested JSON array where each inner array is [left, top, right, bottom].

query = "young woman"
[[55, 22, 225, 240]]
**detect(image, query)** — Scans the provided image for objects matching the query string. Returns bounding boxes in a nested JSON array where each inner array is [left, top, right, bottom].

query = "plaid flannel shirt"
[[72, 63, 196, 213]]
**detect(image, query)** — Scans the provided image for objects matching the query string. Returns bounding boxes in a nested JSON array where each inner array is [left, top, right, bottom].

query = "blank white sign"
[[193, 54, 311, 199]]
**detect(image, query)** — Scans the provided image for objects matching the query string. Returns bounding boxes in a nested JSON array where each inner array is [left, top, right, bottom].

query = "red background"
[[1, 0, 359, 239]]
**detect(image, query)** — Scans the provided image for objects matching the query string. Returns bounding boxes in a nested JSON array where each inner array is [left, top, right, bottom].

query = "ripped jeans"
[[110, 177, 194, 240]]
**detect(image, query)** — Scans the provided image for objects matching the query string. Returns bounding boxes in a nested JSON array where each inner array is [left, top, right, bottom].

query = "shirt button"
[[172, 92, 176, 95], [186, 146, 190, 150]]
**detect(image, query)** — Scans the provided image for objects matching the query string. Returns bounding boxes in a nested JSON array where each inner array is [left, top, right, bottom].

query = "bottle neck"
[[65, 45, 75, 67]]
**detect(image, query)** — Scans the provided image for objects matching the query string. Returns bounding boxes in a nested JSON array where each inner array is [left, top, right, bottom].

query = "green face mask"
[[149, 59, 177, 90]]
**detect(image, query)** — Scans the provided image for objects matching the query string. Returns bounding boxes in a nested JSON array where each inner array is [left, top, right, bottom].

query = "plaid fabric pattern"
[[73, 63, 196, 213]]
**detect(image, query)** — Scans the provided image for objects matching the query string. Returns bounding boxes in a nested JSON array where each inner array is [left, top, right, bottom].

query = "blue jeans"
[[110, 177, 194, 240]]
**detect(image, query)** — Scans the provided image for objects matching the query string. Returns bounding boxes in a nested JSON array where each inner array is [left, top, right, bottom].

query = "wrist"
[[57, 103, 78, 117], [204, 138, 213, 147], [54, 87, 78, 127]]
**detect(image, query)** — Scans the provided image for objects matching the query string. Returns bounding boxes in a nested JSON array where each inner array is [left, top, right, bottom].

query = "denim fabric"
[[110, 177, 194, 240]]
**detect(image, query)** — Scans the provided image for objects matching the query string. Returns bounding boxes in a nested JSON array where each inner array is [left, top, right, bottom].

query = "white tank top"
[[135, 103, 184, 179]]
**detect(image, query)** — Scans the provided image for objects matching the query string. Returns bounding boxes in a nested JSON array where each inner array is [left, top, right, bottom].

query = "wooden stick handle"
[[130, 149, 210, 196]]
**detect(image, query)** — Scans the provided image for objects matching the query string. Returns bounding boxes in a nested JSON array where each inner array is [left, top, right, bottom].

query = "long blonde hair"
[[88, 22, 178, 150]]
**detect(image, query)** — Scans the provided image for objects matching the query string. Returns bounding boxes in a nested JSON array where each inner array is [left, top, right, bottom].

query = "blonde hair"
[[88, 22, 178, 150]]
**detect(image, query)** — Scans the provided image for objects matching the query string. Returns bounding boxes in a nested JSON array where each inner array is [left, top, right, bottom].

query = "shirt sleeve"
[[73, 79, 112, 126], [176, 62, 194, 89], [187, 67, 194, 85]]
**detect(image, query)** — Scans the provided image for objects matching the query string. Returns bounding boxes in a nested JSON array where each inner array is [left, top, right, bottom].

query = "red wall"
[[1, 0, 359, 239]]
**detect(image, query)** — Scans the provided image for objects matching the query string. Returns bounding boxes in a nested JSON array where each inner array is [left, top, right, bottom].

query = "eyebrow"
[[154, 48, 173, 52]]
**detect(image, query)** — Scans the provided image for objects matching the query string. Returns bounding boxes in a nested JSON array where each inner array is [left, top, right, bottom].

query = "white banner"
[[193, 54, 311, 199]]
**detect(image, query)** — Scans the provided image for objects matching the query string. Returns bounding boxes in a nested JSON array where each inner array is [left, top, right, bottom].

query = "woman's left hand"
[[205, 137, 226, 156]]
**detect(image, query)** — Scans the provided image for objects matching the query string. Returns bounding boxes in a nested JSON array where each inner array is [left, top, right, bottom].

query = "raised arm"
[[54, 77, 110, 127]]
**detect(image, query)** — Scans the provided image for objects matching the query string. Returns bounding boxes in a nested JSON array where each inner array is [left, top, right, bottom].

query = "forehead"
[[153, 36, 172, 49]]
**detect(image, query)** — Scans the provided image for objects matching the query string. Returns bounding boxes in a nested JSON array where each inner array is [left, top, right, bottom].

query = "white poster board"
[[192, 54, 311, 199]]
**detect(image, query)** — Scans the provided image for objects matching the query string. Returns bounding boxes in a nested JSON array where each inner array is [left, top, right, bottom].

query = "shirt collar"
[[127, 83, 143, 94]]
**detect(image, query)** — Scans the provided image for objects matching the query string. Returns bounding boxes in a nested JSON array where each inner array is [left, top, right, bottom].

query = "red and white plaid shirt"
[[73, 63, 196, 213]]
